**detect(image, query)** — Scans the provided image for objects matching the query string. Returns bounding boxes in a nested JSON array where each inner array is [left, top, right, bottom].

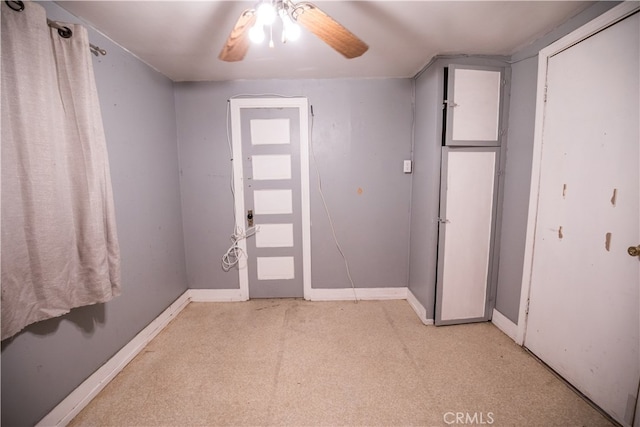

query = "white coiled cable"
[[221, 225, 259, 271]]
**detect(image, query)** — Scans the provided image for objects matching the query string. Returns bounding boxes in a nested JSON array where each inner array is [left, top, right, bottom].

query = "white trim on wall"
[[516, 1, 640, 346], [407, 289, 434, 325], [36, 291, 191, 427], [188, 288, 247, 302], [309, 286, 409, 302], [190, 287, 409, 303], [491, 308, 518, 341], [38, 288, 427, 426]]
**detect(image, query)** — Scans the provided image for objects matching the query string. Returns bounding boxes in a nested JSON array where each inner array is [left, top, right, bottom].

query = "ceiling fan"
[[218, 0, 369, 62]]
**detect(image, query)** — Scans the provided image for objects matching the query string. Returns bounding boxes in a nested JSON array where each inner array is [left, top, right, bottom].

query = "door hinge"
[[543, 85, 548, 103], [525, 297, 531, 315]]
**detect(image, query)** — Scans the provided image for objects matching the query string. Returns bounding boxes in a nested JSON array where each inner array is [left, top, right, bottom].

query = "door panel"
[[435, 147, 499, 325], [240, 107, 303, 298], [229, 98, 310, 299], [524, 12, 639, 426]]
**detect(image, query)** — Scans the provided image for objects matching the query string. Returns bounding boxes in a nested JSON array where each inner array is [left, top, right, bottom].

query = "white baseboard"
[[188, 288, 247, 302], [37, 286, 426, 426], [491, 308, 518, 341], [308, 286, 408, 301], [37, 291, 191, 427], [406, 289, 434, 325]]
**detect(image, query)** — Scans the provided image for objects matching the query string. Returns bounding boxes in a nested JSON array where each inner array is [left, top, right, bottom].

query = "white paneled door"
[[230, 98, 311, 299], [523, 7, 639, 426]]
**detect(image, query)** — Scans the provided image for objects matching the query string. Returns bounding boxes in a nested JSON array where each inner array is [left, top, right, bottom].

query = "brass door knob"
[[628, 245, 640, 257]]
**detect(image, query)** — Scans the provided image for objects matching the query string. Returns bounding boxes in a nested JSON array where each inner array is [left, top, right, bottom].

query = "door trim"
[[516, 2, 640, 345], [229, 97, 311, 300]]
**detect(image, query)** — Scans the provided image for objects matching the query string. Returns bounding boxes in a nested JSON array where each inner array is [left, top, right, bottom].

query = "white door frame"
[[516, 2, 640, 345], [229, 97, 311, 300]]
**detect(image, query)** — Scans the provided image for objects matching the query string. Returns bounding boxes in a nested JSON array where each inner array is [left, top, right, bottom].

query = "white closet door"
[[524, 9, 639, 426]]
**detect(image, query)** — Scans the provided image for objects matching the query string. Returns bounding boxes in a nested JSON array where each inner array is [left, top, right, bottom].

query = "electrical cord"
[[221, 225, 258, 271], [221, 94, 295, 270], [221, 96, 357, 302], [309, 105, 358, 302], [221, 99, 260, 271]]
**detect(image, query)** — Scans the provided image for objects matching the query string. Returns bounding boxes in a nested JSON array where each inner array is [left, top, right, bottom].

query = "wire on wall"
[[221, 95, 358, 303], [221, 99, 259, 271], [309, 104, 358, 302], [221, 94, 300, 271]]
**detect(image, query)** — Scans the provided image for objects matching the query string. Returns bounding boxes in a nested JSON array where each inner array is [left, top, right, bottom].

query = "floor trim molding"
[[188, 288, 247, 302], [308, 286, 408, 301], [38, 286, 428, 426], [491, 308, 518, 341], [36, 291, 191, 427], [406, 289, 434, 325]]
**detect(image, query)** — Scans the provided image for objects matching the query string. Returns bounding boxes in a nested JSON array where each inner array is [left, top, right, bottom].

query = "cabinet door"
[[435, 147, 499, 325], [444, 65, 503, 147]]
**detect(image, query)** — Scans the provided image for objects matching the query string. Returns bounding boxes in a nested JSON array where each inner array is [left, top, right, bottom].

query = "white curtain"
[[1, 2, 121, 340]]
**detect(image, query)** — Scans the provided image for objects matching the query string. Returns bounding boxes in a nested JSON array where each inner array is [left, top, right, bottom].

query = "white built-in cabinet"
[[435, 64, 507, 325]]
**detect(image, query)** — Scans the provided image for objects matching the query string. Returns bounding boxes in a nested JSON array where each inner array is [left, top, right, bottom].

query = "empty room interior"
[[1, 1, 639, 426]]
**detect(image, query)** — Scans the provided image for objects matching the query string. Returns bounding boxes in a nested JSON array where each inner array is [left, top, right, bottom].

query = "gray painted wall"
[[175, 79, 414, 290], [494, 1, 620, 323], [407, 62, 441, 313], [0, 2, 622, 425], [1, 3, 188, 426]]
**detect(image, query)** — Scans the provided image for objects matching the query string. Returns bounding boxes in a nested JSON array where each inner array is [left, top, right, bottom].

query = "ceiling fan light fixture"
[[219, 0, 369, 62], [255, 1, 276, 26], [280, 11, 301, 42], [249, 24, 266, 44]]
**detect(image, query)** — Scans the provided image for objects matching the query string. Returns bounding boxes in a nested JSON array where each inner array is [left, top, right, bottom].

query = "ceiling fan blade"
[[218, 9, 257, 62], [293, 2, 368, 59]]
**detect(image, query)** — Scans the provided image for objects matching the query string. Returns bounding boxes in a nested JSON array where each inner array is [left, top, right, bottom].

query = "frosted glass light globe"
[[256, 2, 276, 26], [249, 25, 265, 44]]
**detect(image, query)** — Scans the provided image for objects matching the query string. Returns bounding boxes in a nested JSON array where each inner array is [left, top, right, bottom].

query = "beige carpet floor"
[[69, 299, 613, 426]]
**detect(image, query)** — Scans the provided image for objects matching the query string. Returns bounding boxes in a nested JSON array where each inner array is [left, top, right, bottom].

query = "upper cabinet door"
[[445, 65, 504, 147]]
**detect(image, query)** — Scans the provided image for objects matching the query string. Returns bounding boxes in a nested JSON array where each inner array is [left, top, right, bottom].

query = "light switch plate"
[[403, 160, 412, 173]]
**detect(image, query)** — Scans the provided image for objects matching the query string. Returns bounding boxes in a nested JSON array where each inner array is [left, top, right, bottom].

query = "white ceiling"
[[57, 1, 595, 82]]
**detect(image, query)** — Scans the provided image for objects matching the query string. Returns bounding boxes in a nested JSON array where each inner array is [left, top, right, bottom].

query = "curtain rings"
[[46, 19, 73, 39], [5, 1, 25, 12], [5, 2, 73, 39], [6, 1, 106, 54], [57, 26, 73, 39]]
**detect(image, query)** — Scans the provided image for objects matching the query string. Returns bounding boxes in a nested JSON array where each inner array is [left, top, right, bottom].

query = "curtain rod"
[[46, 19, 107, 57], [4, 0, 107, 57]]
